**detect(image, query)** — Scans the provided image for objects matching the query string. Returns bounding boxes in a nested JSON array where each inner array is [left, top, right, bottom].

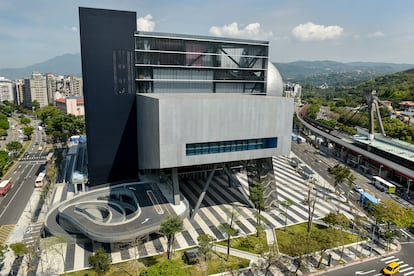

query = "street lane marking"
[[400, 228, 414, 239], [404, 271, 414, 275], [381, 255, 395, 261], [400, 264, 409, 268], [147, 190, 163, 215], [401, 268, 414, 273]]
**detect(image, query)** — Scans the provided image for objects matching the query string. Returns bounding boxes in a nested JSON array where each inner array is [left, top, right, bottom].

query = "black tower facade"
[[79, 7, 138, 185]]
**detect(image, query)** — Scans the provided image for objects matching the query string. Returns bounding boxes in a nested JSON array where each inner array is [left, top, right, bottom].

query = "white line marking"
[[381, 256, 395, 261], [400, 267, 414, 273]]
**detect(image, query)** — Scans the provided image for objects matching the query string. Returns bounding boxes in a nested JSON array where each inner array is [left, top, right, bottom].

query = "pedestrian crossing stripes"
[[380, 255, 414, 276], [41, 155, 386, 275]]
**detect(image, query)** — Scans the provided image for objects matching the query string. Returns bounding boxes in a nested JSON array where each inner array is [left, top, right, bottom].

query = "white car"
[[353, 185, 364, 194]]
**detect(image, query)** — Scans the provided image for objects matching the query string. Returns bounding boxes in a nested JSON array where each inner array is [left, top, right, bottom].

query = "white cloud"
[[209, 22, 272, 39], [291, 22, 343, 41], [64, 26, 78, 32], [368, 31, 385, 38], [137, 14, 155, 32]]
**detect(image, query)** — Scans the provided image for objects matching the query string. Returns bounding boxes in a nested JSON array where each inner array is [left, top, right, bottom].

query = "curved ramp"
[[45, 182, 182, 243]]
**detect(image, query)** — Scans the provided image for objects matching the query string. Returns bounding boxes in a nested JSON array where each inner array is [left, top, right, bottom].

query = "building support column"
[[172, 168, 180, 205], [191, 165, 217, 220]]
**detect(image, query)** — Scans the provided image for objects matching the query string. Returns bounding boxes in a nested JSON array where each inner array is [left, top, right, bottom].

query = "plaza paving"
[[1, 154, 396, 275]]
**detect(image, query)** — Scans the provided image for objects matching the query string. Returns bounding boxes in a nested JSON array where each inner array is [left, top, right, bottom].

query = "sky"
[[1, 0, 414, 68]]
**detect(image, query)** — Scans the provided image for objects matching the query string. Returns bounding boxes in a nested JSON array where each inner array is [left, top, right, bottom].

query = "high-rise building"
[[23, 71, 48, 108], [0, 77, 14, 103], [68, 75, 83, 96], [46, 72, 57, 105], [14, 79, 24, 105], [79, 7, 293, 190]]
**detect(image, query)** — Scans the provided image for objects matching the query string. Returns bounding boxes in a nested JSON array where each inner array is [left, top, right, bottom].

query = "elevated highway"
[[296, 112, 414, 182]]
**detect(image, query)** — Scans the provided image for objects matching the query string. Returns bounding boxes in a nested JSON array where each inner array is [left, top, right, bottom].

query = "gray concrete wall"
[[137, 95, 160, 168], [137, 93, 293, 169]]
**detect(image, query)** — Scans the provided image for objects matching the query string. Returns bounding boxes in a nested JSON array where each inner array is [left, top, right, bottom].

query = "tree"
[[306, 179, 319, 233], [139, 260, 186, 276], [37, 105, 62, 125], [160, 216, 183, 260], [219, 205, 240, 261], [10, 242, 37, 272], [31, 100, 40, 111], [6, 141, 22, 153], [20, 116, 31, 125], [0, 150, 10, 176], [371, 199, 414, 250], [330, 164, 351, 189], [47, 113, 85, 143], [250, 183, 265, 237], [23, 126, 34, 139], [0, 128, 7, 137], [352, 214, 368, 252], [10, 242, 28, 257], [313, 228, 339, 268], [290, 233, 313, 274], [88, 247, 111, 276], [322, 212, 350, 259], [197, 234, 216, 276], [346, 173, 356, 202], [259, 242, 280, 276], [0, 243, 8, 264], [0, 113, 9, 129], [280, 198, 294, 231]]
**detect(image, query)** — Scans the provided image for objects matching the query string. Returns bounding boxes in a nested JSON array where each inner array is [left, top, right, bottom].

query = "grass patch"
[[276, 222, 359, 257], [216, 231, 268, 254], [64, 247, 249, 276]]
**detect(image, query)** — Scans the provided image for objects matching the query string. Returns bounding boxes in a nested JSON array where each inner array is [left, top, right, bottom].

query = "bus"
[[360, 191, 380, 210], [372, 175, 396, 194], [35, 172, 46, 188], [0, 179, 11, 196]]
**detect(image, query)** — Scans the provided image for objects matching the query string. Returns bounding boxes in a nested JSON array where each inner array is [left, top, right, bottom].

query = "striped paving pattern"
[[45, 155, 376, 275]]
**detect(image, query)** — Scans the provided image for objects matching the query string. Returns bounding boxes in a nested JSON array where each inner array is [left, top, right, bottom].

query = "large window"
[[186, 137, 277, 156]]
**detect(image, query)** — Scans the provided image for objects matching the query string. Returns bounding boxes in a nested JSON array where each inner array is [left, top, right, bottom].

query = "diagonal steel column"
[[223, 165, 255, 208], [190, 164, 217, 220]]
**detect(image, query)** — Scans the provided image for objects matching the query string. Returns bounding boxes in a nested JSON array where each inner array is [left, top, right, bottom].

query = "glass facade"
[[186, 137, 278, 156], [135, 32, 268, 94]]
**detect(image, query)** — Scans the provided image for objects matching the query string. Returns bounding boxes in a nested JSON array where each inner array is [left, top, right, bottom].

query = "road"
[[291, 141, 396, 205], [321, 241, 414, 276], [292, 141, 414, 275], [0, 122, 47, 225]]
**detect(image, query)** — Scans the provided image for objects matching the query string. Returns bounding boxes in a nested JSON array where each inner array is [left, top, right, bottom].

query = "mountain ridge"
[[0, 53, 82, 79], [1, 53, 413, 85]]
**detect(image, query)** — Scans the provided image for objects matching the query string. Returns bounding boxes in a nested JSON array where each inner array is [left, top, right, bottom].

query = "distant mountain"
[[355, 68, 414, 104], [1, 53, 413, 87], [274, 60, 414, 87], [0, 53, 81, 79]]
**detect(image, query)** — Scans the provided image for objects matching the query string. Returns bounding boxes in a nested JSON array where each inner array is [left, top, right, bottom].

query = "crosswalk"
[[378, 255, 414, 276], [18, 155, 46, 161], [40, 155, 382, 274]]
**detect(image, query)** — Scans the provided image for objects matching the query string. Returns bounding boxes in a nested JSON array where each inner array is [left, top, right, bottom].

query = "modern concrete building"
[[79, 7, 293, 188], [0, 77, 14, 103], [44, 7, 293, 243], [23, 71, 48, 108]]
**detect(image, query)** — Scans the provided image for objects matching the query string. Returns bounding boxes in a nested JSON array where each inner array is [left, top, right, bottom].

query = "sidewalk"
[[1, 188, 43, 275]]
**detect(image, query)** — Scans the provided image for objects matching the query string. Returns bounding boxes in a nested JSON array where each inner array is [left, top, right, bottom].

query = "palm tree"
[[160, 216, 183, 260], [346, 173, 357, 202]]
